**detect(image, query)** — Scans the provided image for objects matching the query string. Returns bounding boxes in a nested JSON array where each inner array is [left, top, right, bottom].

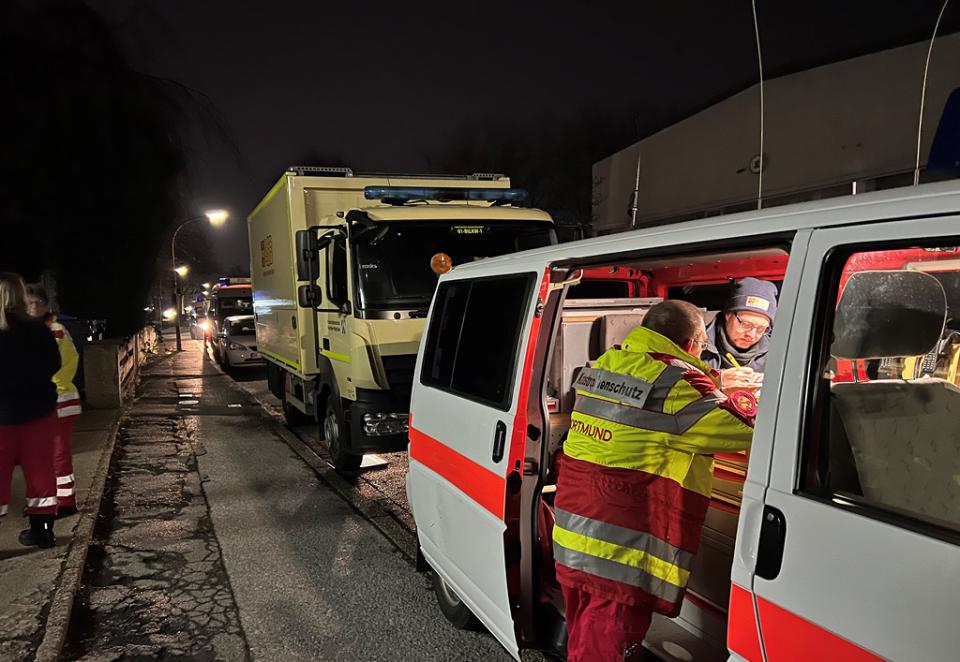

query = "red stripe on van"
[[409, 427, 505, 519], [727, 584, 762, 662], [506, 269, 551, 472], [756, 596, 884, 662]]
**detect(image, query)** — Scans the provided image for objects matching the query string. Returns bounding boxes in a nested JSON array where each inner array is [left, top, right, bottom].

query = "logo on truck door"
[[261, 235, 275, 275]]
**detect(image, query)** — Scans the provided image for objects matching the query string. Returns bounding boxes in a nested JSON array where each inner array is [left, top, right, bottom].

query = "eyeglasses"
[[692, 336, 709, 351], [734, 313, 769, 335]]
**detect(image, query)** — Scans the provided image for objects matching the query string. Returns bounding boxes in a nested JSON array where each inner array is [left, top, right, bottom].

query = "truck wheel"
[[323, 398, 362, 472], [432, 571, 479, 630]]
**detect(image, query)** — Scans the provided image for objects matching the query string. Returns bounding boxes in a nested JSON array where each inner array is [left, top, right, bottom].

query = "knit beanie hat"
[[726, 277, 778, 323]]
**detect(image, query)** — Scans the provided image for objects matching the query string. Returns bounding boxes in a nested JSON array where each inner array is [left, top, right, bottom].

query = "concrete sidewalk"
[[0, 408, 120, 661]]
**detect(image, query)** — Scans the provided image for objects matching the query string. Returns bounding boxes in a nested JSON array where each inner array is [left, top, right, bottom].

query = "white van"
[[406, 181, 960, 661]]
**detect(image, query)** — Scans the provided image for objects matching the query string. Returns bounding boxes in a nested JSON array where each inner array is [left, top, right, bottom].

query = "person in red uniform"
[[0, 273, 61, 548], [553, 300, 756, 661], [26, 284, 81, 518]]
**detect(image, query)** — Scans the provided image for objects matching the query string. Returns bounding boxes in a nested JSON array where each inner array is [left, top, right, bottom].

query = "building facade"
[[592, 33, 960, 234]]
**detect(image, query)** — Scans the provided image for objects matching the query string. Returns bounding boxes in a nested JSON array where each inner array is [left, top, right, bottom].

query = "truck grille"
[[381, 355, 416, 401]]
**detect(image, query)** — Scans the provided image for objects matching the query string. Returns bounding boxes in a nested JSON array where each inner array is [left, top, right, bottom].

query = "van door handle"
[[755, 506, 786, 580], [492, 421, 507, 463]]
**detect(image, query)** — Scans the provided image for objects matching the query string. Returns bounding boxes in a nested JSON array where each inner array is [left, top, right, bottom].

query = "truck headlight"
[[362, 413, 409, 436]]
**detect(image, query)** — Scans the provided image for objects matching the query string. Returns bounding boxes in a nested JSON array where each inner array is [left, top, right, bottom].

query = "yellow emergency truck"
[[247, 166, 556, 471]]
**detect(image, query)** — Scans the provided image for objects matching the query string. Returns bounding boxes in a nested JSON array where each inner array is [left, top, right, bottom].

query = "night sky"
[[89, 1, 959, 267]]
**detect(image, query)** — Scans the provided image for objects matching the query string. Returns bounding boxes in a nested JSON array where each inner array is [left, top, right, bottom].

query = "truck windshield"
[[353, 221, 554, 310], [216, 297, 253, 319]]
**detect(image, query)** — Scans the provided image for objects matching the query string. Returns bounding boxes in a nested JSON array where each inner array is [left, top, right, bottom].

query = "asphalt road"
[[65, 340, 514, 661], [228, 368, 415, 534]]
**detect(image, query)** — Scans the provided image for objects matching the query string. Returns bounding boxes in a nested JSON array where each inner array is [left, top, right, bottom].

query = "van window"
[[421, 274, 534, 409], [800, 243, 960, 538]]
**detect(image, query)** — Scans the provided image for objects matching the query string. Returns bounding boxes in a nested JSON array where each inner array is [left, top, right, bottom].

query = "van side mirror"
[[295, 230, 321, 282]]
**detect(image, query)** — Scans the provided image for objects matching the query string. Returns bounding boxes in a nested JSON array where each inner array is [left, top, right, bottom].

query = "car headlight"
[[362, 413, 409, 436], [227, 341, 244, 351]]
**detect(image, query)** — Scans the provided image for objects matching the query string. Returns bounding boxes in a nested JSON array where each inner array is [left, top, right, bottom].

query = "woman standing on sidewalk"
[[26, 284, 81, 518], [0, 272, 60, 548]]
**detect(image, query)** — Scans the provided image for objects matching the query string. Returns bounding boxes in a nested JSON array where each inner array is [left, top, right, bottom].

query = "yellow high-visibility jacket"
[[553, 326, 755, 616], [45, 315, 81, 419]]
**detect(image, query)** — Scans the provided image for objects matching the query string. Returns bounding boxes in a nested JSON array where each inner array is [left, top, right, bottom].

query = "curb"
[[33, 413, 122, 662]]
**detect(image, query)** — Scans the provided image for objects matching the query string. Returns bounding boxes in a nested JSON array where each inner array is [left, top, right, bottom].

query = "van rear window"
[[421, 274, 534, 409]]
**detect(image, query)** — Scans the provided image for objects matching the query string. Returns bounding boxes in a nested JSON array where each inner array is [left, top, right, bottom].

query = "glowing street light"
[[205, 209, 229, 227], [162, 308, 178, 321], [174, 265, 189, 277], [202, 282, 211, 289]]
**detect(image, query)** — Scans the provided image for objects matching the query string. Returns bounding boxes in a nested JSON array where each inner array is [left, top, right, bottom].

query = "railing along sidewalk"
[[83, 326, 160, 409]]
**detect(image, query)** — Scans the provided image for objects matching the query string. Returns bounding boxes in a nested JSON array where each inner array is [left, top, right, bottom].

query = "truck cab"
[[406, 182, 960, 661], [248, 167, 556, 471]]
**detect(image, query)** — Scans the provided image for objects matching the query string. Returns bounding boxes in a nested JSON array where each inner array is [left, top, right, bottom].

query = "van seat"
[[831, 378, 960, 527], [551, 301, 661, 412], [600, 311, 651, 352]]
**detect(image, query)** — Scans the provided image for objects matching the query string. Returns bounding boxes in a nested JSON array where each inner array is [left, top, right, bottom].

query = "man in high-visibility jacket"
[[26, 285, 81, 518], [553, 300, 757, 662]]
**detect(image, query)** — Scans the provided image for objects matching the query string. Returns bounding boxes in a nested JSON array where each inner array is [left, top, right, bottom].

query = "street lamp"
[[171, 209, 229, 351], [174, 265, 189, 277]]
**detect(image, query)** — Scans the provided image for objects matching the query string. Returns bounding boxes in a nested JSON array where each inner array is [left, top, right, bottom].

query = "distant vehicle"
[[189, 306, 209, 340], [203, 278, 253, 358], [248, 166, 556, 471], [213, 315, 264, 369]]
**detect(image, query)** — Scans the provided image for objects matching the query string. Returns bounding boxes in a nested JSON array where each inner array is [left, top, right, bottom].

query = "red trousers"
[[0, 414, 58, 516], [563, 585, 653, 662], [55, 418, 76, 509]]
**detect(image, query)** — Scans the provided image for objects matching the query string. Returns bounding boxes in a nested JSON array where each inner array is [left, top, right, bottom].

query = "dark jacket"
[[701, 316, 770, 373], [0, 316, 61, 425]]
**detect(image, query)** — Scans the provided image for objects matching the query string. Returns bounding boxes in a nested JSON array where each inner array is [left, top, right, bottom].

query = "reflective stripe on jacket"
[[46, 315, 81, 418], [553, 326, 755, 616]]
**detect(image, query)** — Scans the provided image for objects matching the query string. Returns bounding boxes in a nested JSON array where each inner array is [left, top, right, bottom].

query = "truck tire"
[[322, 397, 362, 473], [265, 363, 285, 401], [432, 570, 479, 630], [282, 399, 312, 427]]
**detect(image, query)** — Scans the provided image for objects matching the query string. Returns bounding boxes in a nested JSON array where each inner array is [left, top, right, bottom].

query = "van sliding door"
[[408, 270, 548, 659]]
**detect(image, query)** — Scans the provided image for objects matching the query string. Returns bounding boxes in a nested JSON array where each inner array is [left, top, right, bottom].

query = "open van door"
[[748, 217, 960, 661], [408, 269, 548, 658]]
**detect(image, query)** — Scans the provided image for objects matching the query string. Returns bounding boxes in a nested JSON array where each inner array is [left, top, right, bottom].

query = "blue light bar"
[[363, 186, 528, 203]]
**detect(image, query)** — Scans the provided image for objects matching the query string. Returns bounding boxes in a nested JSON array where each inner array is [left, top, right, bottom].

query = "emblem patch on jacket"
[[726, 389, 758, 418]]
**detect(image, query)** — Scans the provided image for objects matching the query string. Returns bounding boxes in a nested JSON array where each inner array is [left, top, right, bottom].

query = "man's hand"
[[721, 367, 761, 391]]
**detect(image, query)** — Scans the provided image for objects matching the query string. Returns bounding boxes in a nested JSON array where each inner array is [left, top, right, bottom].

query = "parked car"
[[189, 308, 210, 340], [213, 315, 264, 369]]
